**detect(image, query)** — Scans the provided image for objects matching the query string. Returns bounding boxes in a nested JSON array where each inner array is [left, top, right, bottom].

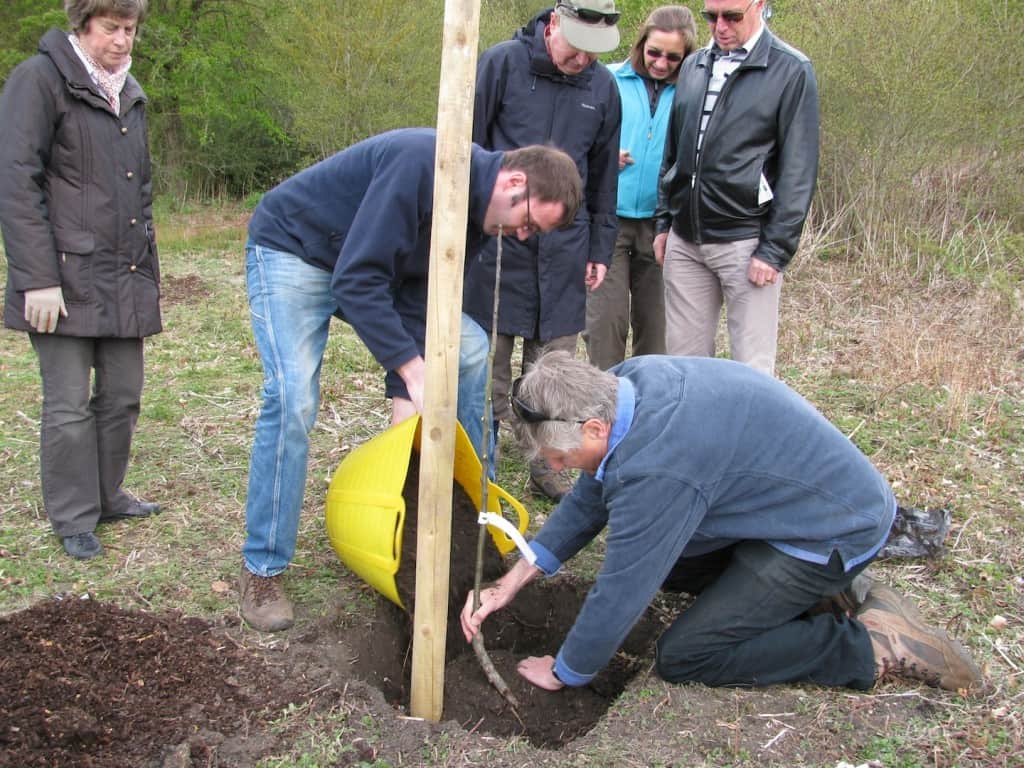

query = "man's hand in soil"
[[518, 655, 564, 691], [460, 558, 541, 642], [460, 582, 514, 642]]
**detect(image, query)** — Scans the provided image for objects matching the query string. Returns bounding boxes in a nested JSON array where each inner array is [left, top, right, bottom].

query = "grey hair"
[[515, 350, 618, 458], [65, 0, 148, 33]]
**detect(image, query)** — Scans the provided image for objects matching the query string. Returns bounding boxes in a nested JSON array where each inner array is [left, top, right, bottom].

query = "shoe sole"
[[858, 586, 983, 691]]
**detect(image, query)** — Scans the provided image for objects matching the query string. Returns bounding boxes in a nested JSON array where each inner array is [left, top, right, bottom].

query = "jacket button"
[[126, 171, 134, 179], [121, 126, 128, 135], [130, 264, 137, 272]]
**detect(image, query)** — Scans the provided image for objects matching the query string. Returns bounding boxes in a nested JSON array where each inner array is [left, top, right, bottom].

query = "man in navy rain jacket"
[[466, 1, 623, 500], [462, 352, 983, 695]]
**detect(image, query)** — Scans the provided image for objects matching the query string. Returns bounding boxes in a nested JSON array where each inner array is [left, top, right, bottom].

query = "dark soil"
[[355, 454, 672, 745], [159, 274, 212, 306], [0, 458, 672, 766], [0, 598, 293, 767]]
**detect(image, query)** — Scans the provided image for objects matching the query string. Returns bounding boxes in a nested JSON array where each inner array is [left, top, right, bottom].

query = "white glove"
[[24, 286, 68, 333]]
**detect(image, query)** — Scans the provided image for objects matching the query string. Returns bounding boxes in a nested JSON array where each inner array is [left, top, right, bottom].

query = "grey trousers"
[[491, 333, 577, 422], [662, 231, 782, 376], [30, 334, 144, 536], [584, 217, 666, 370]]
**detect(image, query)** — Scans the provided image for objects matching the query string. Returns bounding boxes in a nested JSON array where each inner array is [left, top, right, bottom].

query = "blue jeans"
[[242, 243, 491, 576], [655, 542, 877, 690]]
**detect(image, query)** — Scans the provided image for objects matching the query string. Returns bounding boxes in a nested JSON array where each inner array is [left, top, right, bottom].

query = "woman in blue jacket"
[[584, 6, 697, 370]]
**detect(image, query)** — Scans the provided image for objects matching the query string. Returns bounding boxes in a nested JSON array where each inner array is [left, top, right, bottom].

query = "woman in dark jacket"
[[0, 0, 162, 560]]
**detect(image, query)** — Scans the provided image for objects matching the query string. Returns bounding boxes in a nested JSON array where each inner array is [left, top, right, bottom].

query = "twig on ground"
[[472, 632, 521, 712]]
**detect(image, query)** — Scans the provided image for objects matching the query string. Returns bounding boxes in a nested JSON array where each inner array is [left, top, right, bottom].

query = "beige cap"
[[554, 0, 621, 54]]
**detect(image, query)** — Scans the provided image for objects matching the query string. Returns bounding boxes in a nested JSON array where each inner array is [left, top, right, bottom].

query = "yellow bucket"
[[325, 416, 528, 608]]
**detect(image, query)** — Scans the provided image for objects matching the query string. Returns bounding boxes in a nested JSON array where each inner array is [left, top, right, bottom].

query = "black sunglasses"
[[510, 376, 586, 424], [701, 0, 757, 24], [645, 47, 684, 63], [557, 2, 621, 25]]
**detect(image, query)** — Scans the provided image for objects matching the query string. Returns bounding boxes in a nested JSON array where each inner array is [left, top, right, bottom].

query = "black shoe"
[[99, 499, 161, 523], [62, 532, 103, 560]]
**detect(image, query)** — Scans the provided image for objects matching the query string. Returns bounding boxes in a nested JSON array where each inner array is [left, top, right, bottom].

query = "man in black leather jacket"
[[653, 0, 818, 375]]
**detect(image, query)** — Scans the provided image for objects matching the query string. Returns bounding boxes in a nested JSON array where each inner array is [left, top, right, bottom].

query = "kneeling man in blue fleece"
[[462, 351, 983, 694]]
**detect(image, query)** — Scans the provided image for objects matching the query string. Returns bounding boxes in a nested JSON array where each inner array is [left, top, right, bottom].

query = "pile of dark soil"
[[0, 597, 294, 767], [0, 458, 673, 765]]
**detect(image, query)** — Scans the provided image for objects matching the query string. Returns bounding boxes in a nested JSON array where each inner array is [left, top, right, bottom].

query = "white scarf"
[[68, 33, 131, 115]]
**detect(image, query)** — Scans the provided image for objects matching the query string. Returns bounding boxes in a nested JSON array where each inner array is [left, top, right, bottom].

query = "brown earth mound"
[[0, 458, 671, 765]]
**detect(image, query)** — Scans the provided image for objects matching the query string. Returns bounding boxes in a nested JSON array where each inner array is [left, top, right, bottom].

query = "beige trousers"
[[662, 231, 781, 376]]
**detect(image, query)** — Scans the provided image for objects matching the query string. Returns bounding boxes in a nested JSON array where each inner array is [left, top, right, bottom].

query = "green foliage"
[[263, 0, 447, 157], [3, 0, 1021, 285], [135, 0, 299, 195], [0, 2, 65, 84]]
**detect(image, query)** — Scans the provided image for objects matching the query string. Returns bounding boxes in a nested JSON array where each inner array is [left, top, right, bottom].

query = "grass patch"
[[1, 200, 1022, 766]]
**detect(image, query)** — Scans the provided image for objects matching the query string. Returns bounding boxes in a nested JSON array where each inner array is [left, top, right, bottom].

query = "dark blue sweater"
[[248, 128, 502, 393], [529, 356, 895, 685]]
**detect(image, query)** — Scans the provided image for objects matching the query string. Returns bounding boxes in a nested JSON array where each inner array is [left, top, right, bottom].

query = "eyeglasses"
[[510, 376, 587, 424], [556, 1, 620, 25], [518, 182, 539, 237], [701, 0, 758, 24], [645, 47, 684, 63]]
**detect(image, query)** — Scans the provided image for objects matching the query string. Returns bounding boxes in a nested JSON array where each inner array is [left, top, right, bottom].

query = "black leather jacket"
[[656, 29, 819, 271]]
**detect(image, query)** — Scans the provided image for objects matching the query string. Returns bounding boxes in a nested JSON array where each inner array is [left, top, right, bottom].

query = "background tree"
[[1, 0, 1020, 281]]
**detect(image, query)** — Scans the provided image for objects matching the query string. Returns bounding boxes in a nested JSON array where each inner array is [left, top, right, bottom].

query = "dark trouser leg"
[[656, 541, 877, 690], [523, 333, 577, 366], [627, 217, 666, 358], [31, 335, 101, 536], [92, 338, 144, 516], [490, 334, 516, 424], [584, 224, 632, 370]]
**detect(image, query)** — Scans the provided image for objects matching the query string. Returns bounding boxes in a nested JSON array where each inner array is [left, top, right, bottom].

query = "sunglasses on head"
[[645, 47, 684, 63], [557, 1, 620, 25], [510, 376, 587, 425], [701, 0, 758, 24]]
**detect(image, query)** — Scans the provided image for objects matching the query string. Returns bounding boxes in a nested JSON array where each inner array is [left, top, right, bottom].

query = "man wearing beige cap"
[[467, 1, 622, 501]]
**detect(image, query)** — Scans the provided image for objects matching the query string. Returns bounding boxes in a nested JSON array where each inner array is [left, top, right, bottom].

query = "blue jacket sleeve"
[[472, 47, 507, 148], [585, 76, 622, 266], [330, 156, 431, 375], [552, 475, 706, 686], [0, 59, 60, 292]]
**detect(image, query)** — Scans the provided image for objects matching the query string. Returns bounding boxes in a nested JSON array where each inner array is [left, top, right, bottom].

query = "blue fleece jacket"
[[610, 61, 675, 219], [247, 128, 502, 394], [527, 356, 896, 686]]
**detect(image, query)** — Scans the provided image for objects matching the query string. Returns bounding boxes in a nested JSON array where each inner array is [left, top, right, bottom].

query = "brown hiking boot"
[[528, 457, 575, 501], [239, 565, 294, 632], [856, 583, 983, 693]]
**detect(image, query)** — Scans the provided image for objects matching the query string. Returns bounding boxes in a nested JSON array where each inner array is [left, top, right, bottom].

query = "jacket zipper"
[[691, 56, 744, 245]]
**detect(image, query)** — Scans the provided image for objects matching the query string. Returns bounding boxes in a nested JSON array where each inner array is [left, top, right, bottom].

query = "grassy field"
[[1, 200, 1022, 766]]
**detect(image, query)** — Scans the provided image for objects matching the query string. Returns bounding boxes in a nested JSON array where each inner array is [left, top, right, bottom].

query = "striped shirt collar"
[[708, 21, 765, 61]]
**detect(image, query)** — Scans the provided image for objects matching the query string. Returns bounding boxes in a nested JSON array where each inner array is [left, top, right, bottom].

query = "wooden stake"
[[410, 0, 481, 722]]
